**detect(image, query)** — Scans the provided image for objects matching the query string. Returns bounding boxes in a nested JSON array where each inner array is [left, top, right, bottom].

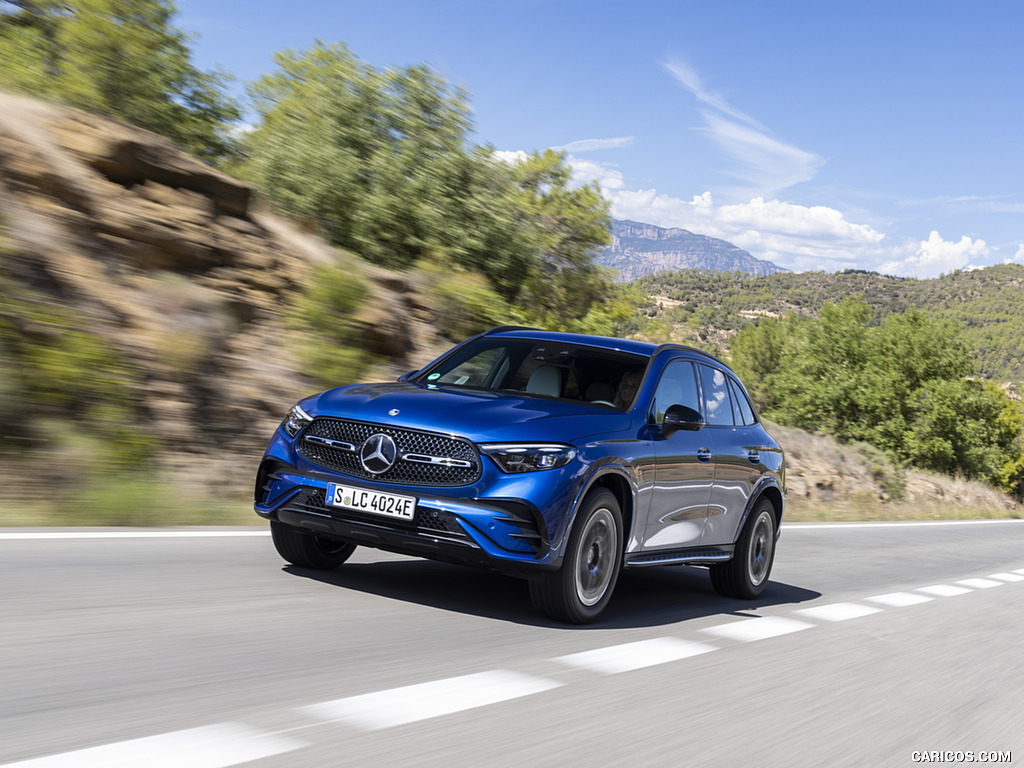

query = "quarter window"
[[729, 379, 757, 426]]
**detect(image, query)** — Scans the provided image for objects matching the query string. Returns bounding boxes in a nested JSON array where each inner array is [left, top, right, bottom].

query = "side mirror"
[[397, 370, 419, 382], [662, 404, 705, 438]]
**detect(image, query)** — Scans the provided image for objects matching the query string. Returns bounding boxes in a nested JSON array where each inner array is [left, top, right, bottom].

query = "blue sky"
[[182, 0, 1024, 277]]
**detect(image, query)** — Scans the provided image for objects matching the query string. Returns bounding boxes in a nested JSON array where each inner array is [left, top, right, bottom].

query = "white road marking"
[[784, 520, 1024, 529], [553, 637, 717, 674], [2, 525, 1021, 764], [299, 670, 562, 731], [866, 592, 934, 607], [988, 572, 1024, 582], [795, 602, 883, 622], [0, 723, 303, 768], [918, 584, 973, 597], [0, 531, 269, 540], [957, 577, 1003, 589], [700, 615, 814, 642]]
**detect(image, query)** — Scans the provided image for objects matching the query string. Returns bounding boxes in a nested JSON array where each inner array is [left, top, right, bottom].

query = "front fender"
[[556, 458, 642, 557]]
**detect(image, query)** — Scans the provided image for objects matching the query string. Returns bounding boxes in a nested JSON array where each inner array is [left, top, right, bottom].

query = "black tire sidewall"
[[270, 521, 355, 569], [536, 488, 624, 623]]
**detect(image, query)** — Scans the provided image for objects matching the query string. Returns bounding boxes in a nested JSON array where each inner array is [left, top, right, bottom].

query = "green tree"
[[729, 313, 798, 412], [243, 42, 493, 270], [906, 379, 1023, 484], [508, 149, 612, 329], [240, 41, 614, 327], [770, 299, 873, 439], [731, 298, 1024, 486], [0, 0, 239, 163]]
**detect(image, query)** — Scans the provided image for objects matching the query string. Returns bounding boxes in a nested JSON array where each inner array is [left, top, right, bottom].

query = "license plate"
[[325, 483, 416, 521]]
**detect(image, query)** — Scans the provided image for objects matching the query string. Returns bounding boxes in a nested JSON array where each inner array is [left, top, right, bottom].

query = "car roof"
[[484, 327, 658, 357], [482, 327, 730, 369]]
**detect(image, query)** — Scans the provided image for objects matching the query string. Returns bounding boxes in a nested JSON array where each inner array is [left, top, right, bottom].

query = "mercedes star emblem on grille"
[[360, 433, 398, 474]]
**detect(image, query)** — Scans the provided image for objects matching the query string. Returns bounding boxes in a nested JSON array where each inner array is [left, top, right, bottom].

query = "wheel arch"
[[732, 477, 784, 544], [752, 481, 784, 538], [576, 467, 634, 556]]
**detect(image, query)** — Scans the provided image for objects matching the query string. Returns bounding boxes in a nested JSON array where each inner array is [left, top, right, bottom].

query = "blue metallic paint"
[[255, 328, 785, 583]]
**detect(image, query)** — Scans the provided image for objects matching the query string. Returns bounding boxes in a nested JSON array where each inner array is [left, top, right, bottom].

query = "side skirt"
[[624, 545, 734, 568]]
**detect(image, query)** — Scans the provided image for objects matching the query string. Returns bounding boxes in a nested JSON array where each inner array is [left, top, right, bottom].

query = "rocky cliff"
[[598, 219, 786, 281], [0, 91, 442, 502]]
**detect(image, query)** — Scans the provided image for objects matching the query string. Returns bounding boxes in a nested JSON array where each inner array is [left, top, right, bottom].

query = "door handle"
[[697, 447, 712, 463], [747, 450, 760, 464]]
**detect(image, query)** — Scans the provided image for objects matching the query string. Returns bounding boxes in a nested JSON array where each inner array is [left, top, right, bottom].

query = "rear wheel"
[[529, 489, 622, 624], [270, 521, 356, 569], [710, 499, 776, 599]]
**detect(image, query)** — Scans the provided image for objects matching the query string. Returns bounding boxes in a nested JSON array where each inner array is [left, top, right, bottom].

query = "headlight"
[[480, 443, 577, 473], [281, 404, 313, 438]]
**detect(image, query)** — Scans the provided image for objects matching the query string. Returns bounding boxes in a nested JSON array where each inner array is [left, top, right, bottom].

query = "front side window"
[[649, 360, 700, 425]]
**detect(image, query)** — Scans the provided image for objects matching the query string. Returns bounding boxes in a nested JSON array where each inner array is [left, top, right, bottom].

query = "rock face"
[[0, 91, 429, 484], [597, 219, 786, 281]]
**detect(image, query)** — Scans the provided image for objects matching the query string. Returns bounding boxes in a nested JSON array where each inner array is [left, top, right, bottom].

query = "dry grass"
[[770, 421, 1023, 522]]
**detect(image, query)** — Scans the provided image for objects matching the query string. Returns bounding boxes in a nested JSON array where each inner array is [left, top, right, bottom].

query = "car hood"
[[306, 382, 631, 443]]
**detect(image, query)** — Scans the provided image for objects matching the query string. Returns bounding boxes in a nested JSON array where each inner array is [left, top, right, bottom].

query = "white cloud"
[[565, 156, 626, 190], [878, 231, 989, 278], [1009, 244, 1024, 264], [701, 112, 825, 194], [563, 153, 1000, 277], [571, 164, 886, 271], [663, 59, 761, 128], [492, 149, 529, 165], [228, 122, 255, 138], [500, 148, 990, 278], [554, 137, 635, 153], [664, 58, 825, 197]]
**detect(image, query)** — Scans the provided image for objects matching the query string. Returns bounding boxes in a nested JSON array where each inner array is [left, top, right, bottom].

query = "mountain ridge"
[[632, 264, 1024, 384], [597, 219, 787, 281]]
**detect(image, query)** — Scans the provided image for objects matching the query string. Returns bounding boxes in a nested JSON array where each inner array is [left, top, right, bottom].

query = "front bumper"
[[254, 457, 566, 578]]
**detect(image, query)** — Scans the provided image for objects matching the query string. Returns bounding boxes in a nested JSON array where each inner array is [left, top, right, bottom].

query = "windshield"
[[414, 338, 649, 409]]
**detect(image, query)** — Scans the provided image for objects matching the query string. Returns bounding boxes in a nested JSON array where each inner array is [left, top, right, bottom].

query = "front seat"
[[526, 365, 561, 397]]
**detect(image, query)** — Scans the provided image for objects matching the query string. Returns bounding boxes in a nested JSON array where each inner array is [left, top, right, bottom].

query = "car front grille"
[[297, 418, 482, 487]]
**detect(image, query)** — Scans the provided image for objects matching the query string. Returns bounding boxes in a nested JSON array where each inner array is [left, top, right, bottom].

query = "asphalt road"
[[1, 520, 1022, 768]]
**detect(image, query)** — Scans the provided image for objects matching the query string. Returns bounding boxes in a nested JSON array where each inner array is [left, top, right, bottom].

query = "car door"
[[641, 359, 714, 549], [698, 364, 763, 546]]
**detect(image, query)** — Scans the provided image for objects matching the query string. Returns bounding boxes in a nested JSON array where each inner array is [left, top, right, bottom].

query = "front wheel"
[[709, 499, 776, 599], [270, 521, 356, 569], [529, 489, 623, 624]]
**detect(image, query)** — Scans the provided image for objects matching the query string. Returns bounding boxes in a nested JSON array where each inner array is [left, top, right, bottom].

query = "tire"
[[710, 499, 776, 599], [529, 489, 623, 624], [270, 521, 356, 569]]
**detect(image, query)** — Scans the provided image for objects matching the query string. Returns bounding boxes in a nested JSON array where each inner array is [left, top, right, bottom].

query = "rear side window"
[[698, 364, 735, 426], [729, 379, 757, 426]]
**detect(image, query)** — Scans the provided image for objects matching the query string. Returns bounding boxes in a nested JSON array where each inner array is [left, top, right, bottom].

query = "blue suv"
[[255, 327, 786, 623]]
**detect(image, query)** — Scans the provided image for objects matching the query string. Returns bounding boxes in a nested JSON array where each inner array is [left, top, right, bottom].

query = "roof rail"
[[652, 343, 730, 369], [482, 325, 543, 335]]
